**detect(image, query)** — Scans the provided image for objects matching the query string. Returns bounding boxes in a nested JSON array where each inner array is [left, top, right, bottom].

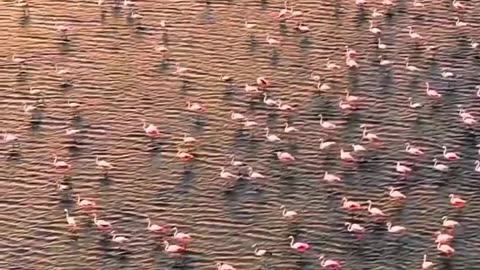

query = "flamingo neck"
[[319, 115, 323, 124], [65, 211, 69, 219], [443, 147, 447, 155], [282, 208, 287, 216], [289, 237, 294, 247], [362, 128, 367, 137], [53, 155, 58, 164], [93, 215, 98, 224], [265, 129, 269, 136], [347, 223, 353, 231], [320, 260, 327, 267], [172, 228, 178, 236], [423, 255, 426, 263], [367, 201, 372, 210], [164, 241, 170, 251]]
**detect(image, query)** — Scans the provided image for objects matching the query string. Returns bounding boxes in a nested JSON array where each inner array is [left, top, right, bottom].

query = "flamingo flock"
[[2, 0, 480, 269]]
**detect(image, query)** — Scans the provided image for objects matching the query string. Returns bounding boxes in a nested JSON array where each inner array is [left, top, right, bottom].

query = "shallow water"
[[0, 0, 480, 269]]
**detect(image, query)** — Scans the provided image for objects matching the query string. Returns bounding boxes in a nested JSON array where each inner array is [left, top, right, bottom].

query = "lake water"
[[0, 0, 479, 269]]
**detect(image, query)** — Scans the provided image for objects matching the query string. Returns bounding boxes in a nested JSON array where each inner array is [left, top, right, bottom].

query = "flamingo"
[[449, 194, 466, 208], [146, 217, 167, 233], [441, 216, 459, 228], [280, 205, 298, 218], [371, 8, 383, 18], [244, 119, 258, 128], [263, 93, 277, 106], [288, 236, 310, 252], [472, 40, 479, 49], [296, 22, 310, 32], [65, 128, 81, 136], [408, 26, 423, 39], [452, 0, 465, 9], [244, 21, 256, 29], [341, 197, 362, 210], [442, 146, 460, 160], [369, 20, 382, 34], [220, 167, 239, 180], [288, 7, 304, 17], [408, 97, 422, 108], [52, 154, 71, 170], [67, 100, 80, 109], [284, 122, 299, 133], [367, 200, 386, 216], [64, 209, 76, 230], [345, 222, 366, 233], [345, 56, 358, 68], [433, 158, 449, 171], [437, 242, 455, 257], [396, 162, 412, 173], [142, 120, 160, 137], [216, 262, 236, 270], [76, 195, 96, 208], [96, 156, 113, 172], [422, 254, 434, 269], [339, 99, 354, 110], [455, 17, 468, 27], [276, 100, 294, 111], [23, 103, 36, 114], [379, 55, 393, 66], [277, 151, 295, 161], [324, 172, 342, 182], [435, 231, 453, 244], [93, 213, 112, 229], [186, 101, 206, 112], [248, 167, 265, 179], [230, 111, 246, 121], [425, 82, 442, 98], [176, 149, 194, 161], [389, 187, 406, 199], [362, 127, 379, 141], [352, 144, 366, 152], [252, 244, 271, 256], [318, 255, 342, 269], [378, 38, 387, 49], [244, 84, 260, 93], [405, 143, 424, 155], [459, 109, 474, 119], [275, 0, 289, 18], [319, 114, 337, 129], [475, 160, 480, 172], [256, 76, 270, 87], [387, 222, 406, 233], [345, 90, 360, 102], [317, 81, 331, 91], [163, 240, 185, 253], [230, 155, 245, 167], [265, 128, 281, 142], [441, 68, 455, 78], [405, 57, 420, 71], [319, 138, 336, 150], [111, 231, 130, 245], [172, 227, 192, 242], [183, 134, 197, 143], [326, 58, 341, 70], [345, 46, 357, 58], [340, 149, 356, 161], [413, 0, 424, 7], [266, 34, 280, 45]]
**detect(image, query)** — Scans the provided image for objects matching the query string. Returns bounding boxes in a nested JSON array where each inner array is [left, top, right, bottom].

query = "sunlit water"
[[0, 0, 480, 269]]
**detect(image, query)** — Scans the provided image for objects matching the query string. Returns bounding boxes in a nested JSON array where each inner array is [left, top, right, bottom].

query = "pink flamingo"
[[422, 254, 434, 269], [389, 187, 406, 199], [387, 222, 407, 233], [296, 22, 310, 32], [266, 34, 280, 46], [318, 255, 342, 269], [172, 227, 192, 243], [442, 146, 460, 160], [183, 134, 197, 143], [396, 162, 412, 174], [425, 82, 442, 98], [319, 114, 337, 129], [340, 149, 356, 161], [280, 205, 298, 218], [449, 194, 466, 208], [442, 216, 459, 228], [216, 262, 236, 270], [435, 231, 453, 244], [345, 222, 366, 233], [52, 154, 71, 171], [64, 209, 76, 231], [277, 151, 295, 161], [288, 236, 310, 252], [367, 200, 386, 216], [341, 197, 362, 210], [176, 149, 194, 161], [76, 195, 96, 208], [93, 213, 112, 229], [362, 126, 380, 141], [405, 143, 424, 155], [256, 76, 270, 87], [319, 138, 336, 150], [437, 242, 455, 257], [323, 172, 342, 182], [163, 240, 185, 253], [186, 101, 206, 112], [276, 100, 295, 111], [345, 90, 360, 102], [147, 217, 167, 233], [339, 99, 354, 110], [142, 120, 160, 137], [230, 111, 246, 121]]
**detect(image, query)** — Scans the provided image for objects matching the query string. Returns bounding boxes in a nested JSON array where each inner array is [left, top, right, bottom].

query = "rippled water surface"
[[1, 0, 480, 269]]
